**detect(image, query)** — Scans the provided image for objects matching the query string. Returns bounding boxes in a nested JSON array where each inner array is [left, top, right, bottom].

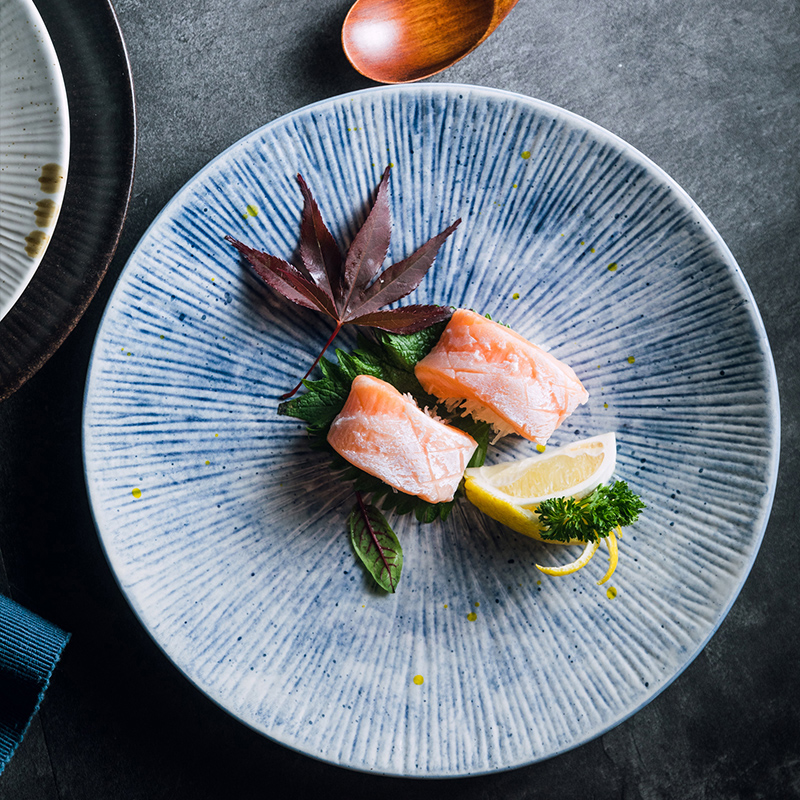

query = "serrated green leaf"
[[374, 321, 448, 371], [317, 356, 342, 383], [414, 503, 441, 524], [335, 348, 383, 383], [277, 380, 350, 434], [281, 325, 486, 522], [348, 499, 403, 592], [354, 332, 437, 403]]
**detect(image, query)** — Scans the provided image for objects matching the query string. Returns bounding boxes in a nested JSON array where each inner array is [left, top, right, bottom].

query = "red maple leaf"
[[226, 167, 459, 398]]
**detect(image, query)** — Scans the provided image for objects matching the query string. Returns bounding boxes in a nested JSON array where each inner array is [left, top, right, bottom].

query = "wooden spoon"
[[342, 0, 521, 84]]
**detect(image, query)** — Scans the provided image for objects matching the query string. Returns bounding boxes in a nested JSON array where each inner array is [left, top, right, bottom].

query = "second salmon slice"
[[414, 309, 589, 446]]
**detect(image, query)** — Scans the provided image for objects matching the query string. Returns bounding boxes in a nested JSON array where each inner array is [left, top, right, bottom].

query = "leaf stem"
[[280, 321, 344, 400], [355, 490, 395, 592]]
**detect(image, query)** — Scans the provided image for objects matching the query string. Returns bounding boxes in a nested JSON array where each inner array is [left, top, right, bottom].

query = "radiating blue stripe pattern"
[[83, 85, 779, 776]]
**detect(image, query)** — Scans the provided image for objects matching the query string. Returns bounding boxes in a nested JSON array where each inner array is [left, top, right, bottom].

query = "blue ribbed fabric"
[[0, 593, 69, 774]]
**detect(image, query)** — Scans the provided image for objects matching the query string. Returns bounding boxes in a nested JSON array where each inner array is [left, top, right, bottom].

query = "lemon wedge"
[[464, 432, 617, 543]]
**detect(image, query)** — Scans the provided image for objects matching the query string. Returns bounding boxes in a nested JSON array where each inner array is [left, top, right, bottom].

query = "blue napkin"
[[0, 593, 70, 774]]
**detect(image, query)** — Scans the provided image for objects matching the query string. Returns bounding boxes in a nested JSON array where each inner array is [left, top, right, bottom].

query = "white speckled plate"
[[0, 0, 69, 321], [83, 85, 779, 776]]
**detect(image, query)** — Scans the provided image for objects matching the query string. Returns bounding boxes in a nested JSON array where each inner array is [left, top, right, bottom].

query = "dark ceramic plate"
[[0, 0, 135, 400]]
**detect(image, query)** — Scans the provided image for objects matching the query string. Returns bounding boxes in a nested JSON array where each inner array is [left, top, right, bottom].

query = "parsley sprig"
[[536, 481, 646, 543]]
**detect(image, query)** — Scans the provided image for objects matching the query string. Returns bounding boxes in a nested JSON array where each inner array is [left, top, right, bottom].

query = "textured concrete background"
[[1, 0, 798, 797]]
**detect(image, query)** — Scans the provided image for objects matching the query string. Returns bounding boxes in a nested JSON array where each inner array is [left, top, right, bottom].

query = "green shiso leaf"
[[372, 322, 448, 371], [277, 323, 490, 523]]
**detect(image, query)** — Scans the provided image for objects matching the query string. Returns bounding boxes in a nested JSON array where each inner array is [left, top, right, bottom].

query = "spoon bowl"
[[342, 0, 520, 84]]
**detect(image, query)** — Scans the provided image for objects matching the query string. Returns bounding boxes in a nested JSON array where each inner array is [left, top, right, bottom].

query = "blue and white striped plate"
[[83, 85, 779, 776]]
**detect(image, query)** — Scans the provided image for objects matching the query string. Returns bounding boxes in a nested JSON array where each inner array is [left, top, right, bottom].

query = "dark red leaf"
[[268, 260, 340, 319], [341, 166, 392, 315], [226, 169, 461, 398], [296, 174, 343, 303], [350, 219, 461, 318], [347, 304, 453, 334], [225, 235, 337, 318], [226, 236, 319, 311]]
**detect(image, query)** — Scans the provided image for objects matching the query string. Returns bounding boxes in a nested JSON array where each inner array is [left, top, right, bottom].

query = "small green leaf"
[[334, 348, 381, 384], [348, 496, 403, 592], [277, 379, 349, 434], [414, 503, 442, 524], [373, 321, 448, 371], [317, 356, 344, 383], [355, 332, 438, 402]]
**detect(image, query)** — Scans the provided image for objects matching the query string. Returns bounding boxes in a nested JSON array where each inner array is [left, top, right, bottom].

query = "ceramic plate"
[[0, 0, 135, 399], [0, 0, 69, 321], [83, 85, 779, 776]]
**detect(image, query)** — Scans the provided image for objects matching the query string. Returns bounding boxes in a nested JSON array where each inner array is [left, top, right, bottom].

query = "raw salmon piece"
[[327, 375, 478, 504], [414, 309, 588, 446]]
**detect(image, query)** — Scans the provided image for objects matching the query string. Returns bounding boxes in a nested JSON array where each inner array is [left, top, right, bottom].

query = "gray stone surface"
[[1, 0, 798, 797]]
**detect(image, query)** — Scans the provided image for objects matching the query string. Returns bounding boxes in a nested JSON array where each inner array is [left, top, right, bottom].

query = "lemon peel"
[[536, 538, 600, 576], [597, 526, 620, 585]]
